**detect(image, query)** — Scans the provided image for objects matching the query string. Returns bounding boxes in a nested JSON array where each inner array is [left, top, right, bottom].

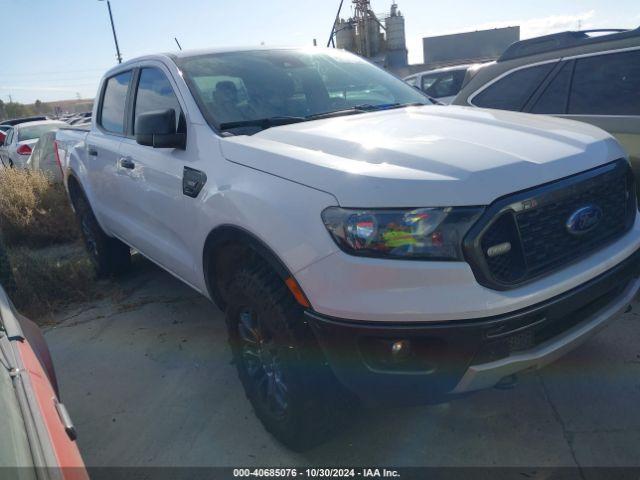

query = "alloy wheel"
[[238, 308, 289, 419]]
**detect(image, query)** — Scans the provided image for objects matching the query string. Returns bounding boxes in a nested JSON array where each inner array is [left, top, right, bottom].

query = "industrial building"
[[329, 3, 520, 77], [423, 26, 521, 66], [332, 1, 409, 71], [404, 26, 521, 76]]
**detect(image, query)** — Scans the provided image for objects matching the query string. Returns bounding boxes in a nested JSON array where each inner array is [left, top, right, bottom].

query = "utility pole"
[[99, 0, 123, 64], [327, 0, 345, 47]]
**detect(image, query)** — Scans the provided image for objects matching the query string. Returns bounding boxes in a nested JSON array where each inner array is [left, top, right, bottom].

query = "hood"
[[220, 105, 625, 207]]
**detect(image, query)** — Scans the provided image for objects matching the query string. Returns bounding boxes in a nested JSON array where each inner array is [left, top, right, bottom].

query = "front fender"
[[193, 159, 340, 291]]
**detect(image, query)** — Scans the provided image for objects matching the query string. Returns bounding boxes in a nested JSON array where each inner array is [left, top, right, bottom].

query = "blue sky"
[[1, 0, 639, 103]]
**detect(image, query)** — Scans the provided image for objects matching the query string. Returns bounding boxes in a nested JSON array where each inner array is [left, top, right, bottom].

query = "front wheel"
[[225, 263, 350, 451], [72, 192, 131, 278]]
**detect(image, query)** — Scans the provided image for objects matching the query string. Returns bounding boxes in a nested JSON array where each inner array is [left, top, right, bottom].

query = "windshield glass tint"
[[177, 49, 430, 127], [18, 123, 64, 142]]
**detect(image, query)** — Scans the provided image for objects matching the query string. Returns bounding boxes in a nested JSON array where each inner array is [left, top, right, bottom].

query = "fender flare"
[[65, 170, 86, 209], [202, 225, 294, 309]]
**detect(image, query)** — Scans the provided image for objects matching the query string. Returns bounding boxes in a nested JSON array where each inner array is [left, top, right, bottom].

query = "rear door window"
[[472, 62, 556, 111], [133, 68, 183, 133], [531, 61, 574, 114], [100, 71, 132, 134], [568, 49, 640, 115]]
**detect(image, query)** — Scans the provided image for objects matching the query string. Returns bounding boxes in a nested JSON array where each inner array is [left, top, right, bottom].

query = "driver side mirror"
[[136, 109, 186, 150]]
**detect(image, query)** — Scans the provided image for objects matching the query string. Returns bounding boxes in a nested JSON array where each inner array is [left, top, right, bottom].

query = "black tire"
[[72, 191, 131, 278], [225, 263, 350, 451]]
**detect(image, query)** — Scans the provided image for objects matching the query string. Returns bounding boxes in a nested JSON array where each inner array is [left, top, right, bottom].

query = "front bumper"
[[307, 249, 640, 405]]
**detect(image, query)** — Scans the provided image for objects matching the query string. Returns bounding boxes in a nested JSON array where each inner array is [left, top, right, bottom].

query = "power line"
[[0, 77, 102, 85], [0, 68, 110, 78]]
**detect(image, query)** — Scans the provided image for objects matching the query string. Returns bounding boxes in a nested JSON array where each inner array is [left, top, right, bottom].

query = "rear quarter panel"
[[55, 128, 93, 203]]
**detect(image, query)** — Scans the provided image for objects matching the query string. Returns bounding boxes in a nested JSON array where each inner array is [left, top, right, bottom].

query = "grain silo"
[[331, 1, 409, 70], [384, 3, 408, 69]]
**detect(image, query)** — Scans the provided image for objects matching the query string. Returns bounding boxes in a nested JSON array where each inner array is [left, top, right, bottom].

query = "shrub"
[[0, 169, 97, 319], [0, 168, 79, 247]]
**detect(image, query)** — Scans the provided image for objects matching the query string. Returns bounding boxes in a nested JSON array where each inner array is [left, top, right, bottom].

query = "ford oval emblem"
[[566, 205, 603, 236]]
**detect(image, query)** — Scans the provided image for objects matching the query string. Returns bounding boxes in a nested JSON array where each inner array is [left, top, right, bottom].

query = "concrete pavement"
[[43, 259, 640, 471]]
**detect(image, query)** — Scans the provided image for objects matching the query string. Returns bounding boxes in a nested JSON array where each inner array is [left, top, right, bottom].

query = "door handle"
[[119, 157, 135, 170], [87, 145, 98, 156]]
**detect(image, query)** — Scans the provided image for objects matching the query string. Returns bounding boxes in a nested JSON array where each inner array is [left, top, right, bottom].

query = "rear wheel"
[[72, 192, 131, 278], [225, 263, 350, 450]]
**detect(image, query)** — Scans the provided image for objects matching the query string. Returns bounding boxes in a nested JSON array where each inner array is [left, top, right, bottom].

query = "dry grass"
[[5, 244, 97, 318], [0, 168, 101, 319], [0, 168, 79, 247]]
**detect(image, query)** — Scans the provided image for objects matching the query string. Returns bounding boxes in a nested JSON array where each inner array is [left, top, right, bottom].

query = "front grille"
[[465, 159, 636, 290]]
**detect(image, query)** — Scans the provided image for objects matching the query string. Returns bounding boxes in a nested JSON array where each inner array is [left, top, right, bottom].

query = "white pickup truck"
[[55, 47, 640, 449]]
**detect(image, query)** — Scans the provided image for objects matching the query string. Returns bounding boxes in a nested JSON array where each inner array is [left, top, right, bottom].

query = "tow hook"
[[494, 374, 518, 390], [624, 304, 633, 314]]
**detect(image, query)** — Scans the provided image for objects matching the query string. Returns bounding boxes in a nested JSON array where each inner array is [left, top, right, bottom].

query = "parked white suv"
[[55, 47, 640, 450]]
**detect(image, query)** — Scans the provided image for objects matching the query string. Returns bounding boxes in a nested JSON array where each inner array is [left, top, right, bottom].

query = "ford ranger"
[[55, 47, 640, 450]]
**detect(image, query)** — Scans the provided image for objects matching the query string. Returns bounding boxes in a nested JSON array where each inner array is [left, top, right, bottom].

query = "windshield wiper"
[[219, 116, 307, 131], [219, 103, 431, 132], [353, 102, 404, 111], [306, 102, 429, 120], [354, 102, 430, 111]]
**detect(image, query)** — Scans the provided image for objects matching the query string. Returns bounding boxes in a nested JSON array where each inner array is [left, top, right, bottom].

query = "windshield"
[[18, 123, 64, 142], [177, 49, 432, 132]]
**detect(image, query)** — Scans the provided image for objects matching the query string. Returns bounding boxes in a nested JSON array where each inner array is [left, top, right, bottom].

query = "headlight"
[[321, 206, 484, 261]]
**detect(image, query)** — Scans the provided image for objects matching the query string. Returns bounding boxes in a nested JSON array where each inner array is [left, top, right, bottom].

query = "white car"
[[55, 47, 640, 450], [404, 64, 473, 104], [0, 120, 66, 168]]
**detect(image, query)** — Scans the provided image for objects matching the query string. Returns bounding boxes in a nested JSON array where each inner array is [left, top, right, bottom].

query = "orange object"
[[16, 341, 88, 479], [285, 276, 311, 308]]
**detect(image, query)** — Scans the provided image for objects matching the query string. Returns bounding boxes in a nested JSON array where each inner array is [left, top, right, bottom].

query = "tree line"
[[0, 99, 41, 121], [0, 99, 93, 121]]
